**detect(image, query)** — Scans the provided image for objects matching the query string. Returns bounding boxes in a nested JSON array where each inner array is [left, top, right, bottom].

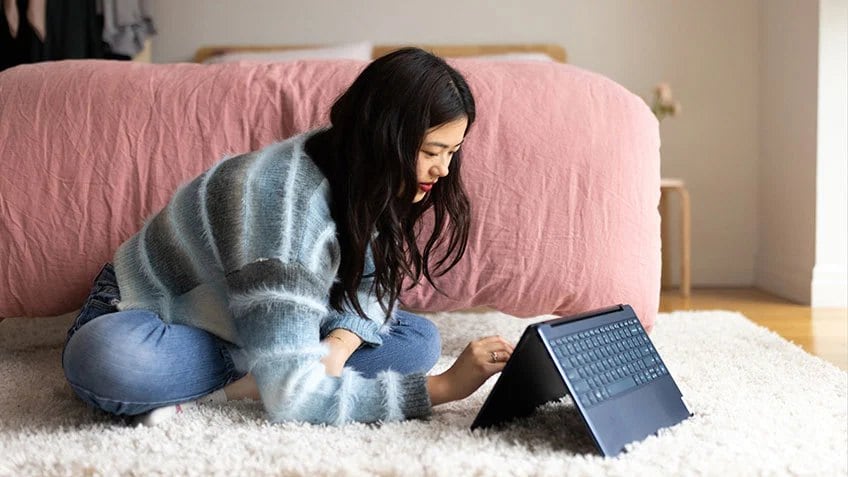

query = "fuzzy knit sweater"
[[112, 129, 431, 424]]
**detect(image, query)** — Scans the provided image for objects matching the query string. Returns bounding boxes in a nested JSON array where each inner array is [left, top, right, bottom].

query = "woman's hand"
[[321, 329, 363, 377], [427, 336, 514, 405], [224, 329, 363, 401]]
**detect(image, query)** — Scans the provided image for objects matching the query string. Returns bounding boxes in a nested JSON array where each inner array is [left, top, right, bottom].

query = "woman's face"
[[413, 117, 468, 203]]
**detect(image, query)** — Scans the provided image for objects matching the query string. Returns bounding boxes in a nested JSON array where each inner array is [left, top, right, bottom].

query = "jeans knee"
[[62, 318, 121, 398], [63, 312, 162, 405], [62, 310, 236, 416], [424, 320, 442, 367], [399, 312, 441, 368]]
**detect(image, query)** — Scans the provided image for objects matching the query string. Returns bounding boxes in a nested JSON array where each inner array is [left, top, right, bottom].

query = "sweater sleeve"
[[320, 244, 389, 347], [226, 258, 431, 424]]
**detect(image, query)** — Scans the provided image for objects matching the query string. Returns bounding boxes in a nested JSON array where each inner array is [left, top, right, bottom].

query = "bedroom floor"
[[660, 287, 848, 371], [1, 287, 844, 371]]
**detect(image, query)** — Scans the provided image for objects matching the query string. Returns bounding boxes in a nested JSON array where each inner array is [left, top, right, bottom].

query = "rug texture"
[[1, 309, 846, 476]]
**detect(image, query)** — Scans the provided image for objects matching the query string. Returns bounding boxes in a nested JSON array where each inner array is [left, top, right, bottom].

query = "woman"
[[62, 47, 514, 426]]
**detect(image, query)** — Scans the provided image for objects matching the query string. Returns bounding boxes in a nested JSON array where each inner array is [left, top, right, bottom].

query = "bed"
[[0, 42, 661, 330]]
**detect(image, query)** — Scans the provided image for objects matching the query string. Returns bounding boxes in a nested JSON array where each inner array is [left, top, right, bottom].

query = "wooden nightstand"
[[659, 178, 691, 297]]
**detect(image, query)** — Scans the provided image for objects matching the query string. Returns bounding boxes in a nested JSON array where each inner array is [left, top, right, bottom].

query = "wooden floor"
[[660, 287, 848, 370]]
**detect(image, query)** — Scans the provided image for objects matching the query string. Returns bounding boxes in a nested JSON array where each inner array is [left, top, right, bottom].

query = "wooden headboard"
[[193, 44, 567, 64]]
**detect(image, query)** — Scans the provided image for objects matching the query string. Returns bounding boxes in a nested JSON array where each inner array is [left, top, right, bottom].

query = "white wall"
[[148, 0, 763, 288], [756, 0, 819, 304], [813, 0, 848, 307], [757, 0, 848, 306]]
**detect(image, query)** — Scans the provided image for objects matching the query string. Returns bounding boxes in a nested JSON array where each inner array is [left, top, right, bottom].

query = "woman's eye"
[[423, 151, 438, 157]]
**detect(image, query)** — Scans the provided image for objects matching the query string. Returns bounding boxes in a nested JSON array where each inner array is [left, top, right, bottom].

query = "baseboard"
[[811, 264, 848, 307]]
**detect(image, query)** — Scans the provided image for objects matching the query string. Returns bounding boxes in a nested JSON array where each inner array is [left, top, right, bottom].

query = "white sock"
[[197, 388, 228, 405], [135, 389, 228, 427]]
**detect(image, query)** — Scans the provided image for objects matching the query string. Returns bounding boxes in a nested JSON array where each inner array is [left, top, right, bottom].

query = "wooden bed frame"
[[193, 43, 567, 64]]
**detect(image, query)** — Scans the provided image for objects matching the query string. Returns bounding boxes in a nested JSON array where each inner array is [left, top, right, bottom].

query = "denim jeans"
[[62, 264, 441, 416]]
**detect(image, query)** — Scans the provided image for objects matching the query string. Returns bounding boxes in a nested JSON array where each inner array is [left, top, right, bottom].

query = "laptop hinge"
[[547, 304, 625, 327]]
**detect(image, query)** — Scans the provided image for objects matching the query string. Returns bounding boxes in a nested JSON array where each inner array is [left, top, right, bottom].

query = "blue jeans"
[[62, 264, 441, 416]]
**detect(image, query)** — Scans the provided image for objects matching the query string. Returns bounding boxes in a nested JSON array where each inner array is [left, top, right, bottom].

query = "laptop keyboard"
[[550, 318, 669, 407]]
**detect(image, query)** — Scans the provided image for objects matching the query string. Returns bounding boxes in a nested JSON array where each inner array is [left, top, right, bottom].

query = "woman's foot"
[[222, 373, 260, 401], [134, 388, 228, 427]]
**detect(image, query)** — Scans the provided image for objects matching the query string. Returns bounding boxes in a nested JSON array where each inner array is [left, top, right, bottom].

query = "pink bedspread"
[[0, 59, 660, 329]]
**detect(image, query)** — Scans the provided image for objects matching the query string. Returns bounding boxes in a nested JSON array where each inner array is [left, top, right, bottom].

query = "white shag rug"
[[1, 309, 846, 476]]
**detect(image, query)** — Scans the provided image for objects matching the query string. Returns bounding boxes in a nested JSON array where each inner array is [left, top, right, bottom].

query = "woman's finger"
[[474, 336, 515, 353], [483, 348, 513, 364]]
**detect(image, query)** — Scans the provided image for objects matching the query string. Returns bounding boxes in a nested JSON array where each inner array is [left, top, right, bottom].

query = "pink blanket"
[[0, 59, 660, 329]]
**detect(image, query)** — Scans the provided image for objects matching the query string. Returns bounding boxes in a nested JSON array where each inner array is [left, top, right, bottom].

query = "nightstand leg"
[[679, 187, 691, 298], [660, 191, 672, 289]]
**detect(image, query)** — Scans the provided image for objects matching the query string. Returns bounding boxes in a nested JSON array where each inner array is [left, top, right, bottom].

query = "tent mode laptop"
[[470, 304, 691, 457]]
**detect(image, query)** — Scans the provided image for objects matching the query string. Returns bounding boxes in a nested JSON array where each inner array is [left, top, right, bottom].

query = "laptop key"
[[572, 380, 590, 393]]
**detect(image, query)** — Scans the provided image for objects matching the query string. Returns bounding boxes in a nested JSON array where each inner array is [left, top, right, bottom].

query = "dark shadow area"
[[472, 399, 599, 456]]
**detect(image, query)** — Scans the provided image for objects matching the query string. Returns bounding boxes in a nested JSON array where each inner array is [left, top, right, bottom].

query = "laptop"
[[470, 304, 691, 457]]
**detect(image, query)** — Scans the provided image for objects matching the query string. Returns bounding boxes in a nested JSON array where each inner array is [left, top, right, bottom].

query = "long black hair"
[[305, 47, 475, 320]]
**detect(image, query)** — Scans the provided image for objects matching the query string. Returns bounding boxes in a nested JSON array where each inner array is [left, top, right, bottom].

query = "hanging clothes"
[[101, 0, 155, 58], [43, 0, 105, 60], [3, 0, 44, 40], [1, 0, 154, 72], [1, 0, 44, 71]]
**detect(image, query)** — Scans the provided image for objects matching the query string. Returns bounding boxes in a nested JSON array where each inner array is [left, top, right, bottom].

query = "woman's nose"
[[431, 158, 450, 177]]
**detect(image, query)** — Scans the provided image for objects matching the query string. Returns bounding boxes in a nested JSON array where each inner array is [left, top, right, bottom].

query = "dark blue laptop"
[[471, 304, 691, 457]]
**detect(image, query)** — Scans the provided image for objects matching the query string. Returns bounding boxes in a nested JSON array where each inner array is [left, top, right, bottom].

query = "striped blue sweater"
[[113, 130, 431, 424]]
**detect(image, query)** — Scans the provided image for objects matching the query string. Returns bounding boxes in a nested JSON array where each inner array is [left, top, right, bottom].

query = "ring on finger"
[[490, 351, 499, 363]]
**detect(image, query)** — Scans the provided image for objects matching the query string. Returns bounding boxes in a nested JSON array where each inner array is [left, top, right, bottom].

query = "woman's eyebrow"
[[423, 140, 464, 149]]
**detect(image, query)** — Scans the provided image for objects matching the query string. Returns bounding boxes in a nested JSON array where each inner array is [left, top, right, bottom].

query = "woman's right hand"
[[426, 336, 514, 406]]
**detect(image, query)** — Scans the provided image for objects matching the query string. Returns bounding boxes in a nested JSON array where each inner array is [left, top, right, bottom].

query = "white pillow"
[[203, 41, 373, 64], [466, 52, 556, 62]]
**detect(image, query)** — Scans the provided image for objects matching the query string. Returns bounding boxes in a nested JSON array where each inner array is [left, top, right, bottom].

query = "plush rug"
[[1, 309, 846, 476]]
